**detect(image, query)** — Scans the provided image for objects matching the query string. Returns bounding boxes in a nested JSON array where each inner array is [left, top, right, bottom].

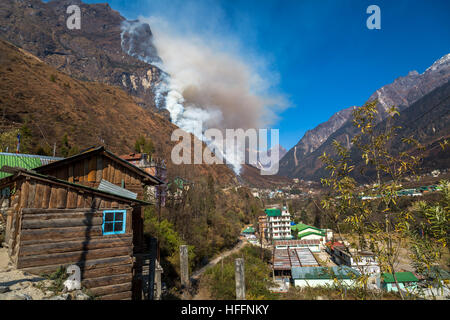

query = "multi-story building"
[[327, 242, 380, 275], [258, 215, 268, 242], [265, 206, 292, 242]]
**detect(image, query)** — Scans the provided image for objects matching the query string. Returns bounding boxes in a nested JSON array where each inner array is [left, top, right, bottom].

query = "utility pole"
[[235, 258, 245, 300], [148, 237, 157, 300]]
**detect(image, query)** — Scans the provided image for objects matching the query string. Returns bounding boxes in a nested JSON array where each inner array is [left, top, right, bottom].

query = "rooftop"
[[291, 223, 324, 234], [296, 231, 325, 239], [274, 239, 320, 246], [265, 208, 281, 217], [0, 167, 152, 206], [273, 247, 319, 271], [0, 152, 63, 179], [382, 272, 419, 283], [325, 241, 345, 250], [292, 266, 361, 280], [242, 227, 255, 234]]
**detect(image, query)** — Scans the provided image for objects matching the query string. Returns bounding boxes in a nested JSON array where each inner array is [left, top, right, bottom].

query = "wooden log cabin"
[[0, 147, 163, 300]]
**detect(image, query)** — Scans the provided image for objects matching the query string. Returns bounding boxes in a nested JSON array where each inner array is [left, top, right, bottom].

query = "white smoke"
[[120, 14, 287, 175]]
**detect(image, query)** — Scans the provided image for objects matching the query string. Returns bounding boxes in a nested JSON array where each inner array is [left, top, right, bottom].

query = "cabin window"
[[1, 187, 10, 198], [102, 210, 127, 235]]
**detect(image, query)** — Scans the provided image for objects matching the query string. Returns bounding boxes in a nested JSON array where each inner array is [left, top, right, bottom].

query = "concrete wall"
[[293, 279, 357, 288]]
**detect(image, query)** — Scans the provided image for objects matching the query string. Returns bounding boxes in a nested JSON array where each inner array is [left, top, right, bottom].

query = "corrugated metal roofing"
[[0, 153, 63, 179], [292, 266, 360, 280], [291, 223, 324, 234], [242, 227, 255, 234], [295, 248, 319, 267], [273, 247, 319, 270], [98, 179, 138, 200], [274, 239, 320, 246], [265, 208, 281, 217], [273, 248, 291, 270], [382, 272, 419, 283], [297, 231, 325, 239]]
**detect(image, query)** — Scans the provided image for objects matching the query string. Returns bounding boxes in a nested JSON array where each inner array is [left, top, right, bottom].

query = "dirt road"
[[190, 239, 247, 300], [191, 239, 247, 281]]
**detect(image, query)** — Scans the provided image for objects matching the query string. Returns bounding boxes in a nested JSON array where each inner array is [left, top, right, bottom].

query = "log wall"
[[37, 154, 146, 199], [5, 176, 140, 300]]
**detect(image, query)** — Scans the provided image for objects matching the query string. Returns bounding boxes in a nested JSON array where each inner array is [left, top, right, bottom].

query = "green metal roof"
[[0, 153, 63, 179], [382, 272, 418, 283], [295, 231, 325, 239], [265, 208, 281, 216], [291, 223, 324, 234], [292, 266, 360, 280], [242, 227, 255, 234]]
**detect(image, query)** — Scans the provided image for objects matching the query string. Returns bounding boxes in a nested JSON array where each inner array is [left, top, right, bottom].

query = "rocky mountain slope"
[[279, 106, 355, 176], [0, 0, 167, 116], [0, 0, 292, 187], [280, 53, 450, 181], [0, 39, 237, 185]]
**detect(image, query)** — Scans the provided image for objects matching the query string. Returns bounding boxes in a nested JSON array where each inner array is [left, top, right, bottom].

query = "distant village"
[[0, 146, 448, 300], [241, 199, 449, 298]]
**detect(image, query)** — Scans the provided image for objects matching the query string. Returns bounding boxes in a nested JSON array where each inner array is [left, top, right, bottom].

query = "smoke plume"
[[120, 11, 287, 174]]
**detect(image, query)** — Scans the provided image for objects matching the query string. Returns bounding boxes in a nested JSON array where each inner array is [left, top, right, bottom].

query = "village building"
[[272, 246, 319, 282], [378, 272, 419, 292], [265, 206, 292, 242], [258, 215, 268, 242], [291, 266, 361, 288], [166, 176, 193, 201], [120, 153, 167, 206], [273, 239, 321, 253], [241, 226, 256, 240], [325, 241, 380, 275], [0, 146, 164, 300], [290, 223, 330, 246]]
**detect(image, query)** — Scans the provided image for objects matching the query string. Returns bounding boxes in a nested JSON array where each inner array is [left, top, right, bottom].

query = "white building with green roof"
[[265, 206, 292, 241], [291, 223, 329, 246]]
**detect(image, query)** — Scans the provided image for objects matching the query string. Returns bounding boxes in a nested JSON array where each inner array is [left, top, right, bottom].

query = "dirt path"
[[190, 239, 247, 300], [191, 240, 247, 281]]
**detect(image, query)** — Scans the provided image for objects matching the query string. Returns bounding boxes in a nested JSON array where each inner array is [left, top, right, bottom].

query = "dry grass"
[[0, 39, 236, 186]]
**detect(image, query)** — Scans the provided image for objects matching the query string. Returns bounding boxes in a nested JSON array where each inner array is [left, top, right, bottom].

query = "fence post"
[[235, 258, 245, 300], [180, 245, 189, 297]]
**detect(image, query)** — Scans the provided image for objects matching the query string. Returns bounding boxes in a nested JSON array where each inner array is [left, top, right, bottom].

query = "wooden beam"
[[56, 187, 67, 209], [88, 282, 132, 296], [20, 236, 132, 256], [34, 183, 45, 209], [82, 273, 132, 289], [22, 217, 103, 229], [96, 156, 103, 182], [42, 184, 51, 209], [98, 290, 132, 300], [17, 246, 132, 268], [20, 226, 104, 241], [20, 255, 133, 275]]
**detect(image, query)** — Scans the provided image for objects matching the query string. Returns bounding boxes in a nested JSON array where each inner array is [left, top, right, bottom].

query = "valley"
[[0, 0, 448, 302]]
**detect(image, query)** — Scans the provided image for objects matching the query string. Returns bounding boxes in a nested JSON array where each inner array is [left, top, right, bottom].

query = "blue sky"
[[78, 0, 450, 150]]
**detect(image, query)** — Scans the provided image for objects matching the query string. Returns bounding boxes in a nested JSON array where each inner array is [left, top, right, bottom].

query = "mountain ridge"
[[279, 53, 450, 181]]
